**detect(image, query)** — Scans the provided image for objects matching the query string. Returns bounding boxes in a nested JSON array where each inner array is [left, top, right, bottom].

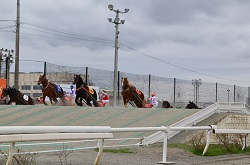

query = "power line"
[[21, 22, 114, 43], [3, 21, 250, 83], [119, 43, 250, 83]]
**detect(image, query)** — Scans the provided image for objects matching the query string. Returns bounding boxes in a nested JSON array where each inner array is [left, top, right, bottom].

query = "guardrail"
[[143, 102, 250, 145], [1, 125, 217, 165], [203, 128, 250, 156], [2, 125, 249, 164], [0, 126, 113, 165], [111, 125, 218, 164]]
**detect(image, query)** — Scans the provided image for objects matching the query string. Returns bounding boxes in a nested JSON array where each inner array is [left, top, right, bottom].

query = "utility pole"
[[15, 0, 20, 89], [107, 4, 129, 107]]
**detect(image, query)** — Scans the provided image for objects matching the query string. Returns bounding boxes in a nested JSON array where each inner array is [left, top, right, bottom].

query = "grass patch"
[[95, 148, 136, 154], [169, 143, 250, 156]]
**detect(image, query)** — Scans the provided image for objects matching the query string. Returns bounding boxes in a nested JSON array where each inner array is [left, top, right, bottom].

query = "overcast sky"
[[1, 0, 250, 86]]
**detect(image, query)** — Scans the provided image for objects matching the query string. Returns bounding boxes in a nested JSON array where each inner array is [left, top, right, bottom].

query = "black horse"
[[73, 74, 98, 107], [185, 101, 199, 109], [162, 100, 172, 108], [1, 87, 34, 105]]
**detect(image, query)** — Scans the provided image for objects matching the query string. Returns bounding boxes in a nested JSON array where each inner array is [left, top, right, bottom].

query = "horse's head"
[[73, 74, 84, 86], [38, 74, 46, 85], [1, 88, 8, 99], [121, 77, 130, 88]]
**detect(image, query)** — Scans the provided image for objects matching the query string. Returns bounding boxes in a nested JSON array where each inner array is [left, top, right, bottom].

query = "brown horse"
[[1, 87, 34, 105], [121, 77, 150, 108], [37, 74, 66, 105]]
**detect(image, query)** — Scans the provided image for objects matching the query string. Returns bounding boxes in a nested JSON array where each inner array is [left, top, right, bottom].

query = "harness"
[[122, 85, 147, 108], [40, 77, 64, 99], [74, 76, 98, 105]]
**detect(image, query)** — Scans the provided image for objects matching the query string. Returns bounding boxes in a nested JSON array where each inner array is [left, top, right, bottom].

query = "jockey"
[[148, 92, 158, 108], [101, 89, 109, 106], [67, 85, 76, 97]]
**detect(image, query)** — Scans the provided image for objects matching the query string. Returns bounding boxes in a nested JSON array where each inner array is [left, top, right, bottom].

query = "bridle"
[[74, 75, 79, 84], [39, 76, 49, 90]]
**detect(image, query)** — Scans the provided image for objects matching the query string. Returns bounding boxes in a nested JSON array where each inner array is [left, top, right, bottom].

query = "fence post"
[[6, 142, 15, 165], [174, 78, 176, 107], [85, 67, 88, 85], [216, 83, 217, 102], [43, 61, 46, 77], [234, 85, 236, 102], [148, 74, 151, 98]]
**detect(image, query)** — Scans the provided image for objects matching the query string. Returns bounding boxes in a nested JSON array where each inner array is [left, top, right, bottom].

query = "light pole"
[[192, 79, 202, 105], [107, 4, 129, 107], [227, 89, 230, 102]]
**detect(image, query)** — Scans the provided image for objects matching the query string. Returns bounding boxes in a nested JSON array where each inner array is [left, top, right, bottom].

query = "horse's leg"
[[43, 96, 48, 105], [92, 98, 98, 107], [122, 95, 128, 107], [53, 98, 58, 105], [124, 99, 129, 108], [86, 97, 92, 106], [79, 97, 84, 106], [75, 96, 83, 106], [49, 98, 53, 105]]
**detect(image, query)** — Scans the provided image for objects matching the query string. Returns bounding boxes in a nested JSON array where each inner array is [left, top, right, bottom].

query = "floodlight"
[[121, 20, 125, 24], [108, 4, 113, 11], [107, 18, 112, 22], [114, 17, 120, 23], [124, 8, 129, 13]]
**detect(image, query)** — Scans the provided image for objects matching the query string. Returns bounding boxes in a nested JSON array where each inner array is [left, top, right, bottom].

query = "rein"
[[75, 82, 98, 104], [40, 76, 64, 99], [128, 85, 146, 108], [122, 82, 146, 108]]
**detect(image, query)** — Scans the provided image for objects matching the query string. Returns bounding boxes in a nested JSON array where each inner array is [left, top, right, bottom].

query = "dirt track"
[[34, 144, 250, 165]]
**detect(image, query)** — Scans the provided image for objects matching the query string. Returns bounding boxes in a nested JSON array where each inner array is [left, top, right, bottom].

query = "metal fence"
[[44, 62, 249, 108]]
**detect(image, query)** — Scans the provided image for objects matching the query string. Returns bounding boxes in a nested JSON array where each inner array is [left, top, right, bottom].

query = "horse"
[[37, 74, 66, 105], [73, 74, 98, 107], [185, 101, 199, 109], [121, 77, 150, 108], [162, 100, 173, 108], [0, 87, 34, 105]]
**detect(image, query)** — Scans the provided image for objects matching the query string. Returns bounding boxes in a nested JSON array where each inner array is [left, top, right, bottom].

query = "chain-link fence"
[[44, 62, 249, 108]]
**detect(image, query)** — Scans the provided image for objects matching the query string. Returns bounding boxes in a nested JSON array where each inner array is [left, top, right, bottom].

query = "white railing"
[[0, 125, 216, 165], [1, 125, 249, 164], [203, 128, 250, 156], [1, 103, 249, 164], [0, 126, 113, 165], [143, 102, 249, 145]]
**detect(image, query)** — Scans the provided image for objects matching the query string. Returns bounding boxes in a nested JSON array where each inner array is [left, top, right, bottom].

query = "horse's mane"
[[6, 87, 19, 97], [126, 79, 133, 87], [78, 75, 84, 84], [123, 78, 133, 87]]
